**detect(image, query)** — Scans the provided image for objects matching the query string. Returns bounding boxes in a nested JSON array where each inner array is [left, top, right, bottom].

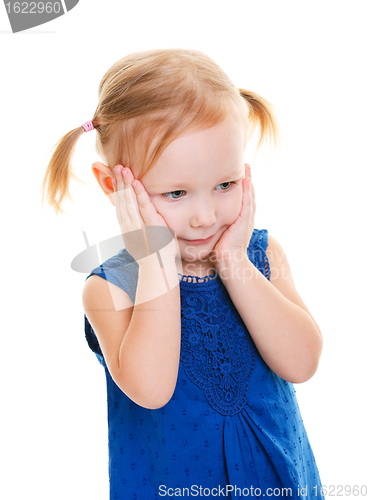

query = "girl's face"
[[140, 116, 247, 276]]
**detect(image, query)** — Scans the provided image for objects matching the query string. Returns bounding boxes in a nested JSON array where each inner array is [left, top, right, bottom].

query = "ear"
[[91, 162, 115, 206]]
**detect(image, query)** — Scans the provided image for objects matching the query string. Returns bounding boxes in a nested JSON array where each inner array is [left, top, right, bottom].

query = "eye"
[[216, 182, 235, 191], [163, 190, 185, 200], [162, 182, 236, 200]]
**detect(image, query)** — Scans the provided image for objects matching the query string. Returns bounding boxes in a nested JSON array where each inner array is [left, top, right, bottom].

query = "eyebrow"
[[150, 171, 244, 191]]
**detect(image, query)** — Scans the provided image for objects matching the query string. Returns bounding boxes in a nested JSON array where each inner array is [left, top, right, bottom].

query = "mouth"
[[184, 234, 214, 245]]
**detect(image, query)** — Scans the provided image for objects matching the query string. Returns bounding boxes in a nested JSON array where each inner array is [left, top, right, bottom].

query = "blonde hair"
[[40, 48, 280, 215]]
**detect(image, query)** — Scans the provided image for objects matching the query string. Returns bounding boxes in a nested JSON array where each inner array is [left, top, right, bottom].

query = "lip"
[[184, 234, 214, 245]]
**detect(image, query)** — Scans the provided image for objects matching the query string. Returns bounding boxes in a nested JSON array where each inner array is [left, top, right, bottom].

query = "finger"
[[250, 177, 255, 200], [249, 178, 256, 227], [244, 177, 252, 207], [121, 168, 143, 227], [245, 164, 256, 212], [112, 166, 142, 232], [117, 166, 142, 228], [114, 165, 125, 195], [113, 165, 126, 210], [248, 173, 256, 212], [132, 179, 164, 226], [112, 165, 129, 227], [112, 170, 126, 230]]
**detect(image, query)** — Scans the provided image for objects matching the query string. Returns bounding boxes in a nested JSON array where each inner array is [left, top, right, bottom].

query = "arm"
[[82, 163, 183, 409], [214, 234, 323, 383], [82, 254, 181, 409]]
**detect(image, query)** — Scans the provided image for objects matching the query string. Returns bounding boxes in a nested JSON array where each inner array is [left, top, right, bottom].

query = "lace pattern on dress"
[[247, 229, 270, 280], [180, 289, 256, 416], [178, 273, 218, 283], [179, 229, 270, 416]]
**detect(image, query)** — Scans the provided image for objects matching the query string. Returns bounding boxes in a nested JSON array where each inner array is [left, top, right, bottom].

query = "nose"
[[189, 198, 216, 228]]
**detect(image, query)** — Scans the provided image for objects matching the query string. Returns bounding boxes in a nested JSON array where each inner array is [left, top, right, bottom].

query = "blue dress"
[[84, 229, 325, 499]]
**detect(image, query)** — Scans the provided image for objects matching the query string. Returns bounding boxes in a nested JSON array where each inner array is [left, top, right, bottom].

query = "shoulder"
[[83, 249, 136, 320], [263, 233, 320, 327], [264, 234, 294, 280], [263, 232, 296, 288], [83, 274, 134, 314]]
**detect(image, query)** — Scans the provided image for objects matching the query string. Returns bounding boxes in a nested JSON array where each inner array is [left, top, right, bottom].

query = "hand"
[[112, 165, 180, 264], [211, 164, 256, 267]]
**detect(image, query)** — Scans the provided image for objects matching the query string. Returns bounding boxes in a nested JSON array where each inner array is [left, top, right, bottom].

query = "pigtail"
[[238, 89, 280, 152], [40, 125, 90, 215]]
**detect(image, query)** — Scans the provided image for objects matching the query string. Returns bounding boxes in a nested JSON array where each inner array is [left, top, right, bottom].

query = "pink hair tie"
[[81, 120, 94, 133]]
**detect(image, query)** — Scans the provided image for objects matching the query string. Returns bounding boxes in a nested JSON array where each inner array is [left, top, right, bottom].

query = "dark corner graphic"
[[3, 0, 79, 33]]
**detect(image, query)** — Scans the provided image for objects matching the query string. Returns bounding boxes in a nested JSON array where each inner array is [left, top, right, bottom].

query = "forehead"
[[143, 117, 246, 189]]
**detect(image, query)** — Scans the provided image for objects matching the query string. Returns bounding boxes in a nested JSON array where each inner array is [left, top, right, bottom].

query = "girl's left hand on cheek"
[[211, 164, 255, 266]]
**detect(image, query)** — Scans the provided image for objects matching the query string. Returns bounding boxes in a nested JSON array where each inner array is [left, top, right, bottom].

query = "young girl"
[[41, 49, 324, 499]]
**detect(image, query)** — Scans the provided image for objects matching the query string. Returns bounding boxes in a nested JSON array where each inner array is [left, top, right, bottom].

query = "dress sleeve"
[[247, 229, 271, 281], [85, 250, 139, 302]]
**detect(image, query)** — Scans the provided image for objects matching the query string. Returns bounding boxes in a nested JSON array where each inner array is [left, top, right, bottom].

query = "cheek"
[[148, 197, 176, 225], [147, 194, 163, 212], [223, 188, 243, 222]]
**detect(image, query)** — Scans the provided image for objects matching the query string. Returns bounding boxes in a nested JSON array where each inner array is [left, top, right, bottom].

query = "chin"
[[180, 246, 211, 263]]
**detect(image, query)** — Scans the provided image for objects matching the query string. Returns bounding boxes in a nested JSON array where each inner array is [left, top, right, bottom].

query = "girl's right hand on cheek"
[[112, 165, 180, 263]]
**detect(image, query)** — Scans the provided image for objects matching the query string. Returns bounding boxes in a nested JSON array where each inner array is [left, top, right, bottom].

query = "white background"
[[1, 1, 368, 499]]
